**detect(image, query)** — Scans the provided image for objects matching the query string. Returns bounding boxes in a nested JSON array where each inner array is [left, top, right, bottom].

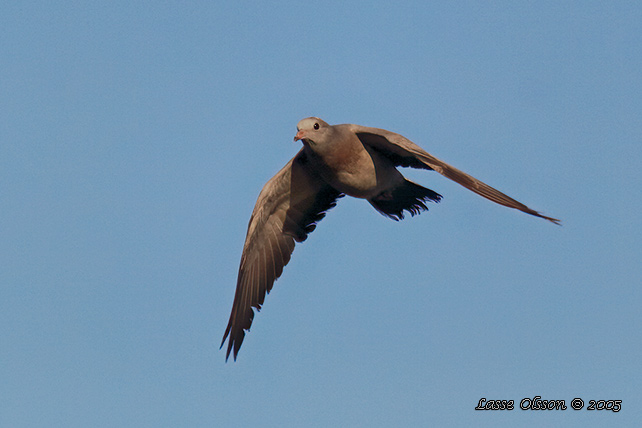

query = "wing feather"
[[221, 149, 343, 361], [353, 126, 560, 224]]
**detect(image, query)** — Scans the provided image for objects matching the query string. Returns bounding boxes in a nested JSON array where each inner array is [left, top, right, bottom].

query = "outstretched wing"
[[221, 149, 343, 361], [352, 125, 560, 225]]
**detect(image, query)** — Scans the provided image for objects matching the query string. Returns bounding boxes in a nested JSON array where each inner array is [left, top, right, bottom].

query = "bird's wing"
[[221, 149, 343, 361], [351, 125, 560, 224]]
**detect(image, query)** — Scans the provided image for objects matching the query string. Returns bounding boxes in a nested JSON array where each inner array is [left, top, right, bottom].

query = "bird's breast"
[[312, 143, 401, 199]]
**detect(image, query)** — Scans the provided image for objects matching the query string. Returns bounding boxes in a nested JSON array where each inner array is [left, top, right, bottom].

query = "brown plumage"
[[221, 117, 559, 361]]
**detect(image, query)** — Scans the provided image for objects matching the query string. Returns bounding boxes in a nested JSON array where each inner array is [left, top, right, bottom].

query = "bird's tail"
[[368, 179, 442, 221]]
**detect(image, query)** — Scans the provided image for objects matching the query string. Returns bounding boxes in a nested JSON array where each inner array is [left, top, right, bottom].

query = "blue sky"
[[2, 2, 640, 427]]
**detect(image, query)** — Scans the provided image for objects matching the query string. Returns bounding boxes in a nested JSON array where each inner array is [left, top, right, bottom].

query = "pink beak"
[[294, 130, 306, 142]]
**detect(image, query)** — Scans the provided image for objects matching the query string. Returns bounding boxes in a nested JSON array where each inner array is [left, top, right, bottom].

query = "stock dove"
[[221, 117, 559, 360]]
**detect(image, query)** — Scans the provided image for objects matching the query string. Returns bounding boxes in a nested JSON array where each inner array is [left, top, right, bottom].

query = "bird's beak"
[[294, 130, 305, 142]]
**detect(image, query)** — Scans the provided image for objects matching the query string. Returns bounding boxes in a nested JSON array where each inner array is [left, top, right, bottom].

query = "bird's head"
[[294, 117, 331, 146]]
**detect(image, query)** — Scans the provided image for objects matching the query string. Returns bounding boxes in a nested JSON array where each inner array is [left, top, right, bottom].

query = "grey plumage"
[[221, 117, 559, 361]]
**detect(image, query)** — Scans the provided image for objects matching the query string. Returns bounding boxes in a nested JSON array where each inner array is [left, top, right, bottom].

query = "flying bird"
[[221, 117, 560, 361]]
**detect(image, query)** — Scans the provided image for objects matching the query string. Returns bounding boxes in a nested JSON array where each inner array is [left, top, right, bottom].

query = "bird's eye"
[[313, 122, 319, 130]]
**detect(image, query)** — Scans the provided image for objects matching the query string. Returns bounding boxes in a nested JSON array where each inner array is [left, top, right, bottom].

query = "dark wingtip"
[[533, 212, 561, 226], [220, 331, 228, 350], [546, 216, 562, 226], [221, 337, 230, 362], [221, 326, 245, 362], [222, 336, 236, 362], [220, 323, 236, 362]]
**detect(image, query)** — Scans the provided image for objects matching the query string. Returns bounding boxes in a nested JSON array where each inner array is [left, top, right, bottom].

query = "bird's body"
[[221, 117, 560, 361], [299, 122, 404, 199]]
